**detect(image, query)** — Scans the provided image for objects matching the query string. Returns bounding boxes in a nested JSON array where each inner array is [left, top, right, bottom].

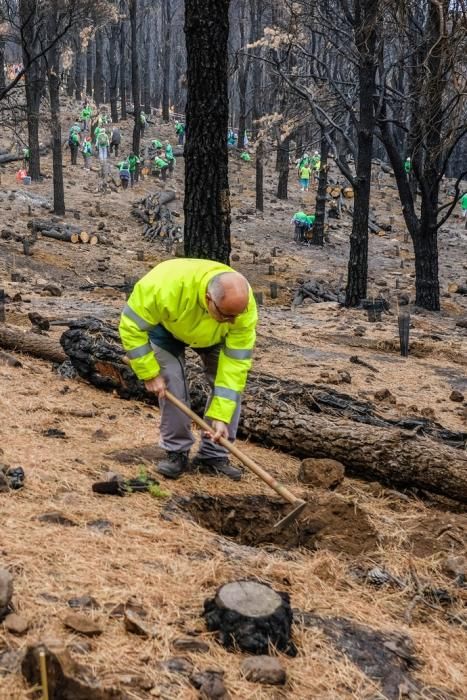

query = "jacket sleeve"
[[205, 300, 257, 424], [118, 282, 161, 381]]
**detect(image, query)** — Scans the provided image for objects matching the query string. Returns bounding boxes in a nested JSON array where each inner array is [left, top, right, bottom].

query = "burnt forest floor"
[[0, 101, 466, 699]]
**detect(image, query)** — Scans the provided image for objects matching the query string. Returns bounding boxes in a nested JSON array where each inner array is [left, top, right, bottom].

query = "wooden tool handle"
[[165, 389, 303, 507]]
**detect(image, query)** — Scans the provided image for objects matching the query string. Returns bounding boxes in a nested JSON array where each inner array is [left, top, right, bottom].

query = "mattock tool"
[[164, 389, 307, 529]]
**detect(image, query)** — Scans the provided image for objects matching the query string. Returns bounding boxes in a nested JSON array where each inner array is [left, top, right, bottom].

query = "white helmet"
[[314, 150, 319, 155]]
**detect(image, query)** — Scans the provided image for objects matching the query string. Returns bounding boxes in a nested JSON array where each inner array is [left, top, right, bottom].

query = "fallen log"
[[56, 319, 467, 504], [0, 324, 66, 363], [40, 228, 80, 243], [293, 279, 345, 306]]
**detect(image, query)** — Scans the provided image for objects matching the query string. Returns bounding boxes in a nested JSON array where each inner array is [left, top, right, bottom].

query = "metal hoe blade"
[[274, 500, 307, 529]]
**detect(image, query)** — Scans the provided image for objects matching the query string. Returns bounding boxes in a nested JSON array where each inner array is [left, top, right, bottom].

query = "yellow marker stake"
[[39, 650, 49, 700]]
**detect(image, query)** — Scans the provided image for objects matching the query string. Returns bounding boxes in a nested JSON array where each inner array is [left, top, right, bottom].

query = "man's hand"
[[144, 375, 167, 399], [205, 420, 229, 443]]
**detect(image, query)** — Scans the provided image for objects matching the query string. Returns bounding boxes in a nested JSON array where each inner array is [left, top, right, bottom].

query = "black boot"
[[157, 451, 190, 480], [192, 456, 242, 482]]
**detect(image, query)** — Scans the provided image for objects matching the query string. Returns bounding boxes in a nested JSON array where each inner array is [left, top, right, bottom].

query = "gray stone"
[[160, 656, 194, 676], [172, 637, 209, 654], [0, 568, 13, 613], [449, 389, 464, 403], [4, 613, 29, 635], [124, 609, 156, 638], [241, 656, 287, 685], [63, 612, 103, 636]]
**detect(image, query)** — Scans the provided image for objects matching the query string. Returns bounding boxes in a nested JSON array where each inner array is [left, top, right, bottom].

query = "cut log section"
[[79, 231, 90, 243], [203, 580, 295, 655], [40, 229, 79, 243], [131, 191, 181, 244]]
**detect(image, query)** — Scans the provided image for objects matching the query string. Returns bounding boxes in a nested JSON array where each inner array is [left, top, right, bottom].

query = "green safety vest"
[[119, 259, 258, 423]]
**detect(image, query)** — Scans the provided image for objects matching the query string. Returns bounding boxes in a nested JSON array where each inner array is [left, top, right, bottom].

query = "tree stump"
[[203, 580, 295, 656]]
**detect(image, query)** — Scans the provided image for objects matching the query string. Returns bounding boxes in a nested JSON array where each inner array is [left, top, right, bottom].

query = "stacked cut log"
[[131, 191, 182, 244], [27, 219, 99, 245], [293, 280, 346, 306], [57, 318, 467, 505]]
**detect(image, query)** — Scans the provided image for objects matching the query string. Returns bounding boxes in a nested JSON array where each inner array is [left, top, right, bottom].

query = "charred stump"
[[204, 580, 295, 656]]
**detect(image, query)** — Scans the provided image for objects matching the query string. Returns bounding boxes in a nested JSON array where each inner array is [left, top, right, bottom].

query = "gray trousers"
[[150, 343, 241, 459]]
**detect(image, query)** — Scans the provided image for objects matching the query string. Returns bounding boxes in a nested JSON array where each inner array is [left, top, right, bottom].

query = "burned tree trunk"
[[311, 129, 330, 246], [184, 0, 231, 263], [46, 7, 65, 216], [57, 320, 467, 505], [204, 580, 295, 655], [276, 135, 290, 200]]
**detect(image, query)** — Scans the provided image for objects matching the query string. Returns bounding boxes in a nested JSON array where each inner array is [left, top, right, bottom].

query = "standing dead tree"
[[376, 0, 467, 310], [183, 0, 231, 262]]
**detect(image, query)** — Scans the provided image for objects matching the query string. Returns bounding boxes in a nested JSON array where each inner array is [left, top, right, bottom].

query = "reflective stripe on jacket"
[[119, 259, 257, 423]]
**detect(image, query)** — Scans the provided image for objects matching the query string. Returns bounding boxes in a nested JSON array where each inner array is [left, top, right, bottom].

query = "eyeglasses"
[[208, 296, 238, 322]]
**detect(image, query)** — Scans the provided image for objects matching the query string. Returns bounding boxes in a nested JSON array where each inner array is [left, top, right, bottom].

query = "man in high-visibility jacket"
[[119, 259, 258, 481]]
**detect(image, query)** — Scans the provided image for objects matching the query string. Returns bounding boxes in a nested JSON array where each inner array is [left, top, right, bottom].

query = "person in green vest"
[[297, 152, 311, 172], [460, 192, 467, 218], [240, 151, 251, 162], [117, 158, 131, 189], [299, 163, 311, 191], [404, 157, 412, 175], [68, 129, 80, 165], [152, 138, 163, 151], [119, 258, 257, 481], [80, 103, 92, 131], [292, 211, 315, 244], [81, 136, 93, 169], [165, 142, 175, 173], [175, 121, 185, 145], [128, 152, 140, 187], [96, 129, 110, 162], [153, 155, 169, 181], [98, 112, 109, 128], [22, 146, 30, 171]]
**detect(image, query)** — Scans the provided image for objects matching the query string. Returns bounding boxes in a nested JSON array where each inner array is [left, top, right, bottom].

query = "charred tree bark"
[[0, 39, 5, 90], [119, 7, 127, 120], [46, 5, 65, 216], [183, 0, 231, 263], [256, 140, 264, 212], [93, 30, 104, 107], [109, 23, 120, 123], [345, 0, 378, 307], [86, 39, 93, 97], [161, 0, 171, 122], [142, 17, 152, 115], [129, 0, 141, 160], [276, 134, 290, 200], [312, 129, 330, 246], [236, 0, 252, 150], [74, 43, 83, 101], [20, 0, 45, 182]]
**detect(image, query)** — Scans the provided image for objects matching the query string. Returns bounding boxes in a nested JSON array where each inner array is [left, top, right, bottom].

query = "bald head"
[[207, 272, 250, 319]]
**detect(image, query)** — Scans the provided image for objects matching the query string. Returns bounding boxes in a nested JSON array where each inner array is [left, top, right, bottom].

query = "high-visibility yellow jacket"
[[119, 258, 258, 423]]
